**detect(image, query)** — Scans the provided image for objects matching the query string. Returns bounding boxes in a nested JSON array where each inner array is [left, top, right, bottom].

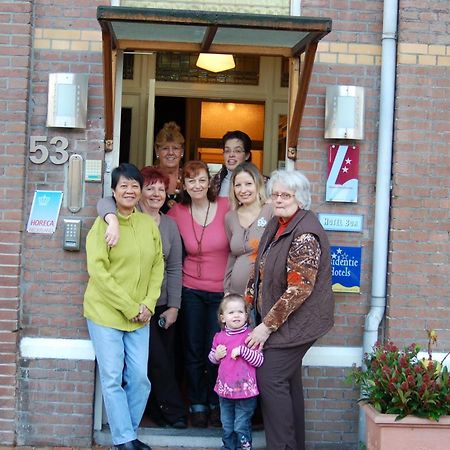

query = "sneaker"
[[209, 407, 222, 428], [190, 411, 208, 428]]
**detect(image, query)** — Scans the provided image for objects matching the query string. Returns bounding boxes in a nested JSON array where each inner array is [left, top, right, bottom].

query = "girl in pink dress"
[[209, 294, 264, 450]]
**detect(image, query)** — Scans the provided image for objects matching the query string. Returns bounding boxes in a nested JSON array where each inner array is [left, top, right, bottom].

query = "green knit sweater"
[[84, 210, 164, 331]]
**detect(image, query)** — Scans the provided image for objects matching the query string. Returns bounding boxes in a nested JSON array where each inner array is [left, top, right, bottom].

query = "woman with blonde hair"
[[224, 162, 272, 296], [154, 121, 185, 211]]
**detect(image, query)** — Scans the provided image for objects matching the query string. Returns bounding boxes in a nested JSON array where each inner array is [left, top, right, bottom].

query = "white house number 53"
[[29, 136, 69, 165]]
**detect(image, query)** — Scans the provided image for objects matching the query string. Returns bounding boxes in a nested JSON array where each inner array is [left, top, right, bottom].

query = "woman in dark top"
[[245, 170, 335, 450]]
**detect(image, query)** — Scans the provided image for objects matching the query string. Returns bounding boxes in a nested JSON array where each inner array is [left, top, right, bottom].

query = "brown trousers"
[[257, 341, 315, 450]]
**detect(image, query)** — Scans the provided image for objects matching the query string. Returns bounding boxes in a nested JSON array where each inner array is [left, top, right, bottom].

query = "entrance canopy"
[[97, 6, 332, 153]]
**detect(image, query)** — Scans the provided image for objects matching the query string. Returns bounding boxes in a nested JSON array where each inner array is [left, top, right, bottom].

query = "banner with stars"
[[326, 144, 359, 203], [331, 246, 362, 293]]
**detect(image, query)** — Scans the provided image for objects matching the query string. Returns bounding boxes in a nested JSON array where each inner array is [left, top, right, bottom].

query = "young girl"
[[208, 294, 264, 450]]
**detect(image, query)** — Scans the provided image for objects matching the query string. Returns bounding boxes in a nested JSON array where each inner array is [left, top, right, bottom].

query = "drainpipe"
[[359, 0, 399, 444]]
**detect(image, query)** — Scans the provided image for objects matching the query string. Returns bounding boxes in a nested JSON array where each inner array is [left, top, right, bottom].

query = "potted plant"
[[348, 330, 450, 450]]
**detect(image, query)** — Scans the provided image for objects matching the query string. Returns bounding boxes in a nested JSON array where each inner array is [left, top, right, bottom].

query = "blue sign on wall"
[[331, 246, 362, 293]]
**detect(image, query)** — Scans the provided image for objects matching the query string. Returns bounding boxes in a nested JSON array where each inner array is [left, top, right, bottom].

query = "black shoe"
[[171, 417, 188, 429], [151, 416, 170, 428], [132, 439, 152, 450], [209, 407, 222, 428], [190, 411, 208, 428], [115, 442, 137, 450]]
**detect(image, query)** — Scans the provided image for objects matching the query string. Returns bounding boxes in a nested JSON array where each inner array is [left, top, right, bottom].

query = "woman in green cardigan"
[[84, 163, 164, 450]]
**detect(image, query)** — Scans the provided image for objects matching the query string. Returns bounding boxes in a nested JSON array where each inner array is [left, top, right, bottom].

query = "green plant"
[[348, 330, 450, 421]]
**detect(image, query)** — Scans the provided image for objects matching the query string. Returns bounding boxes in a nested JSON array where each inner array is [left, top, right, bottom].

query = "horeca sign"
[[331, 246, 362, 293]]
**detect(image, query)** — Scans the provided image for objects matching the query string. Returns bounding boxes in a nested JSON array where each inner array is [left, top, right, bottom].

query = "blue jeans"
[[219, 396, 257, 450], [181, 287, 222, 412], [87, 320, 151, 445]]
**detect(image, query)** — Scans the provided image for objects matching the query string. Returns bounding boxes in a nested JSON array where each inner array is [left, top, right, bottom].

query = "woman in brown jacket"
[[245, 170, 335, 450]]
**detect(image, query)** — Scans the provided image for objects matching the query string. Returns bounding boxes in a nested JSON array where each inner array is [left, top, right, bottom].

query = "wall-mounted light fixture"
[[324, 85, 365, 140], [195, 53, 235, 73], [47, 73, 88, 128]]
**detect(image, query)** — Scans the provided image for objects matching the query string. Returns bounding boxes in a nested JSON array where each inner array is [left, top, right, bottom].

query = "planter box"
[[362, 403, 450, 450]]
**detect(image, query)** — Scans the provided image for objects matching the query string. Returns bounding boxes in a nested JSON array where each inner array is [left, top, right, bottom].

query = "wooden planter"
[[362, 403, 450, 450]]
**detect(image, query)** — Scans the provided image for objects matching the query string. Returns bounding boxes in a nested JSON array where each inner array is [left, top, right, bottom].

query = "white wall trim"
[[20, 337, 95, 360], [24, 339, 448, 369], [19, 337, 363, 367], [304, 346, 363, 367]]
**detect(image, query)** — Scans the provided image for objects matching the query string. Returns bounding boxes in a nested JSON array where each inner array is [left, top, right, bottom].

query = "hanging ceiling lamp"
[[195, 53, 235, 73]]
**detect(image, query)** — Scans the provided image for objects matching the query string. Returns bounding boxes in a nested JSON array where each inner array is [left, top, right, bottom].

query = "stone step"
[[94, 427, 266, 449]]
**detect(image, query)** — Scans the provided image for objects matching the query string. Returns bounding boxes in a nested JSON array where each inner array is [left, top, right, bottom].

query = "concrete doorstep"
[[94, 427, 267, 449]]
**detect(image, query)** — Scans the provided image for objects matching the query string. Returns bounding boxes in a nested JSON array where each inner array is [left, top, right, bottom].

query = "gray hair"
[[266, 170, 311, 210]]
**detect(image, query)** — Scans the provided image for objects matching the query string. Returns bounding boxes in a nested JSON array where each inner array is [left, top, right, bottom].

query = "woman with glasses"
[[224, 162, 272, 297], [244, 170, 335, 450], [97, 167, 188, 429], [167, 160, 230, 429], [211, 130, 252, 197]]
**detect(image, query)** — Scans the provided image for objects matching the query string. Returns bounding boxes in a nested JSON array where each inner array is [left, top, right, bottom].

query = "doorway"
[[118, 54, 287, 175], [148, 96, 266, 175]]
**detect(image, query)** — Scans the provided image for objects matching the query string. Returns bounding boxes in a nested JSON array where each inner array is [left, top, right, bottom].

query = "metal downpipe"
[[359, 0, 399, 444]]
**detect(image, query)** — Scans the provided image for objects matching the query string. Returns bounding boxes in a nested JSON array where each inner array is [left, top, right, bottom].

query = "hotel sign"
[[331, 246, 362, 293], [319, 213, 363, 233]]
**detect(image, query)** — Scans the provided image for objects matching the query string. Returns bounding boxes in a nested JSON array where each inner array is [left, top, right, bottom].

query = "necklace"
[[190, 201, 211, 278], [161, 168, 182, 208]]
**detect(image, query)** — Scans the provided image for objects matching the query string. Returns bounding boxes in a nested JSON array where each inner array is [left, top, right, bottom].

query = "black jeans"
[[147, 305, 186, 423], [181, 287, 222, 411]]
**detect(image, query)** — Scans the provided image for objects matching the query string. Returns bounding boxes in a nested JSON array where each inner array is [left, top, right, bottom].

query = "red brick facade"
[[0, 1, 32, 445], [0, 0, 448, 448]]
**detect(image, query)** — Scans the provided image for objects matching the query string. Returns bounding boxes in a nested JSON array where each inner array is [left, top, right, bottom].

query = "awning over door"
[[97, 6, 332, 154]]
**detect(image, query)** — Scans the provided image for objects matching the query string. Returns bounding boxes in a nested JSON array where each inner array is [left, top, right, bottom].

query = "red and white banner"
[[326, 145, 359, 203]]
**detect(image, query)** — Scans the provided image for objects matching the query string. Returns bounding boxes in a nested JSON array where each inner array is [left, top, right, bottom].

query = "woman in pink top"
[[167, 160, 229, 428]]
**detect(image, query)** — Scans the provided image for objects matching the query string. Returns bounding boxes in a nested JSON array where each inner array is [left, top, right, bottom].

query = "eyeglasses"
[[270, 192, 294, 200], [223, 148, 245, 155]]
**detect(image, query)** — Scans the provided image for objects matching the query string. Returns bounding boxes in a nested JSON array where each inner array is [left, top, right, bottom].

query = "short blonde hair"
[[229, 162, 266, 210], [155, 121, 185, 148]]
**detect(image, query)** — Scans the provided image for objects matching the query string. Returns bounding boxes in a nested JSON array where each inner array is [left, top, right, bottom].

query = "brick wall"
[[21, 0, 104, 338], [304, 367, 360, 449], [3, 0, 449, 448], [298, 1, 448, 446], [294, 4, 384, 447], [121, 0, 290, 15], [14, 0, 106, 445], [17, 358, 95, 446], [299, 1, 450, 354], [0, 1, 32, 445], [388, 1, 450, 348]]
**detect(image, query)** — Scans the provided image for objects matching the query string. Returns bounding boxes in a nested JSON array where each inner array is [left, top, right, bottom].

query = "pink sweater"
[[167, 197, 229, 292], [209, 325, 264, 399]]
